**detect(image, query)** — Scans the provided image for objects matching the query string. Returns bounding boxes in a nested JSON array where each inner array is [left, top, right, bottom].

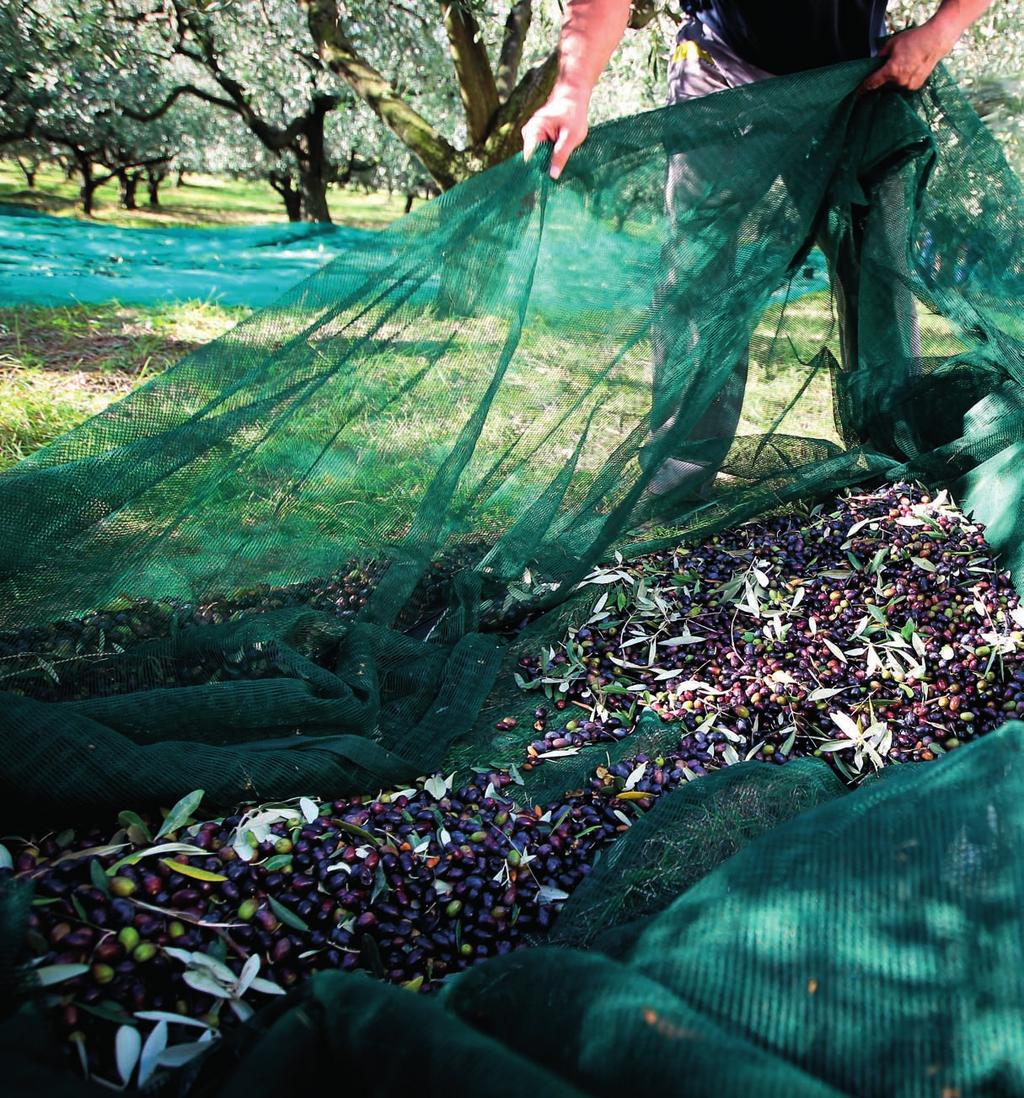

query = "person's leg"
[[818, 168, 922, 453], [645, 20, 775, 497]]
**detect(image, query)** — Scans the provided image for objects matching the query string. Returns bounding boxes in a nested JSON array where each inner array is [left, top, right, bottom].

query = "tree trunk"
[[146, 167, 166, 207], [16, 158, 37, 188], [118, 170, 140, 211], [293, 106, 333, 222], [283, 188, 302, 221], [298, 168, 331, 221], [404, 193, 414, 215], [176, 170, 186, 187], [77, 156, 98, 216], [82, 178, 101, 216], [269, 170, 303, 222]]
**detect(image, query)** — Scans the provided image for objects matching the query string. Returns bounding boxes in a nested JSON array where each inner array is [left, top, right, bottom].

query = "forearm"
[[864, 0, 995, 92], [926, 0, 995, 47], [556, 0, 633, 98]]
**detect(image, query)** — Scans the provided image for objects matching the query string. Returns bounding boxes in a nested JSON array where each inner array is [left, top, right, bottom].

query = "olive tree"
[[0, 0, 177, 213], [300, 1, 662, 189], [114, 0, 347, 221]]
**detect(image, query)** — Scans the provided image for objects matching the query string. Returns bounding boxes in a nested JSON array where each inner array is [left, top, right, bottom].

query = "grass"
[[0, 162, 966, 543], [0, 301, 247, 467], [0, 286, 963, 479], [0, 161, 410, 229], [0, 164, 407, 468]]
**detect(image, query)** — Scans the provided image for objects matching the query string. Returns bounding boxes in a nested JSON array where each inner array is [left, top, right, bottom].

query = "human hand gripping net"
[[3, 58, 1024, 1096]]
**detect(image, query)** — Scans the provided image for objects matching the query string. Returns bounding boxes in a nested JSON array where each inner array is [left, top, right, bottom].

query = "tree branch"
[[169, 1, 297, 150], [495, 0, 532, 100], [440, 1, 500, 144], [486, 46, 559, 161], [118, 83, 237, 122], [300, 0, 465, 188], [0, 122, 35, 148]]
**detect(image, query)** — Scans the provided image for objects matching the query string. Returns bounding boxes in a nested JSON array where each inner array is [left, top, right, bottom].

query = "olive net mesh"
[[4, 57, 1024, 1094]]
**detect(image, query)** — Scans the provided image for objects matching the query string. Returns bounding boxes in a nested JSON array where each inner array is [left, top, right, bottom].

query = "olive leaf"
[[134, 1011, 213, 1030], [32, 963, 89, 987], [236, 955, 261, 998], [89, 859, 110, 895], [154, 1038, 216, 1070], [107, 842, 206, 876], [623, 762, 646, 791], [159, 858, 227, 883], [154, 789, 205, 841], [117, 810, 153, 845], [268, 895, 309, 933], [136, 1021, 168, 1088], [115, 1023, 143, 1087], [423, 774, 448, 800]]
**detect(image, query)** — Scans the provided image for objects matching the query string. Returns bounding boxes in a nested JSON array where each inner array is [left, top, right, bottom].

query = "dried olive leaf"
[[159, 859, 227, 883]]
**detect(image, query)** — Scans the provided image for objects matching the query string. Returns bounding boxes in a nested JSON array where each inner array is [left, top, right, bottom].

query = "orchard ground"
[[0, 159, 962, 476]]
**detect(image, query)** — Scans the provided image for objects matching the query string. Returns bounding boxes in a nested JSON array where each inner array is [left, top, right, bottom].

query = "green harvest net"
[[4, 56, 1024, 1094], [0, 205, 829, 309], [0, 209, 381, 308]]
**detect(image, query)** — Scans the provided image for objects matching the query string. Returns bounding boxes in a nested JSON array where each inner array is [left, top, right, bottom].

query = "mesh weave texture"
[[3, 58, 1024, 1095]]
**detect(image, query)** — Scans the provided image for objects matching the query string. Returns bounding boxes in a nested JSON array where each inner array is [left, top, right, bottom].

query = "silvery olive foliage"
[[0, 0, 1020, 214], [889, 0, 1023, 170], [0, 0, 183, 211]]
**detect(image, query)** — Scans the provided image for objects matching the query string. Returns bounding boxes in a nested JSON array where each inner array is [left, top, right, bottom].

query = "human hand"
[[859, 21, 961, 94], [521, 83, 591, 180]]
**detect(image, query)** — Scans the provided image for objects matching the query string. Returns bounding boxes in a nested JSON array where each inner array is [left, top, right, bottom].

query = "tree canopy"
[[0, 1, 1020, 221]]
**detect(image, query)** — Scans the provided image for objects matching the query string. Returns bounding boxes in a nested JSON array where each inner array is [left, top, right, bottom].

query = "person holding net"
[[522, 0, 994, 498]]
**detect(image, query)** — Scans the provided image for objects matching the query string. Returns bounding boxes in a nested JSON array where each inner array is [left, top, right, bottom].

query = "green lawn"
[[0, 161, 410, 229], [0, 163, 411, 469], [0, 286, 963, 477], [0, 164, 964, 495], [0, 301, 248, 467]]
